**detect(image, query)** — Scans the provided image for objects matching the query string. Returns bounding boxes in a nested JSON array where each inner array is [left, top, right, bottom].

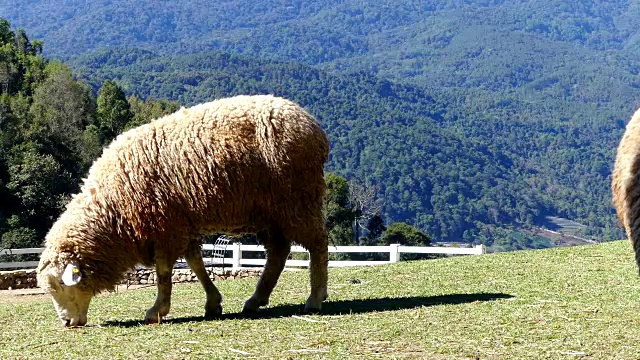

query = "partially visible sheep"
[[36, 94, 330, 326], [613, 107, 640, 271]]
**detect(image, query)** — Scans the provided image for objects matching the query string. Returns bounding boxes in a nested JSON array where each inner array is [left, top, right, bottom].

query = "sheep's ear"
[[61, 263, 82, 286]]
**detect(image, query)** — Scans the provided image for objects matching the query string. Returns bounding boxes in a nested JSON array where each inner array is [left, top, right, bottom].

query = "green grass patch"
[[1, 241, 640, 359]]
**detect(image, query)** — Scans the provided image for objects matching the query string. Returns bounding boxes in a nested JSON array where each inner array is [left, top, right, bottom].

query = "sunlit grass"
[[1, 241, 639, 359]]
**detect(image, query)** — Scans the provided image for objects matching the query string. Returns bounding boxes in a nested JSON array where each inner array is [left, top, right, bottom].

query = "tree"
[[363, 213, 386, 245], [0, 21, 45, 97], [29, 62, 95, 157], [127, 95, 179, 130], [349, 180, 381, 244], [5, 149, 72, 244], [80, 124, 104, 168], [0, 19, 12, 45], [381, 222, 431, 246], [96, 80, 132, 140], [323, 172, 356, 246], [380, 222, 432, 260], [1, 216, 38, 249]]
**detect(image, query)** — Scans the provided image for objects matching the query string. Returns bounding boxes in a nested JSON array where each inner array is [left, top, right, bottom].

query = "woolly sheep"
[[36, 94, 330, 327], [613, 107, 640, 271]]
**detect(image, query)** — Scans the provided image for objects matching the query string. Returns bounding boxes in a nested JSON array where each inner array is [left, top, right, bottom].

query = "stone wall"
[[121, 267, 263, 287], [0, 270, 38, 290], [0, 267, 262, 291]]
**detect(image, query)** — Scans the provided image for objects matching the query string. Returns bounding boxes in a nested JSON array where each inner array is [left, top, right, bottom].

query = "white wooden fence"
[[0, 244, 486, 270], [0, 248, 44, 270]]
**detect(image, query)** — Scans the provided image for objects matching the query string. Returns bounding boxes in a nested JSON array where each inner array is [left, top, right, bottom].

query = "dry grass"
[[1, 241, 639, 359]]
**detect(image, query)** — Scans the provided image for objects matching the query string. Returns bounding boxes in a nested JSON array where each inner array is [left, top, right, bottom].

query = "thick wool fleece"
[[613, 107, 640, 272], [37, 94, 329, 293]]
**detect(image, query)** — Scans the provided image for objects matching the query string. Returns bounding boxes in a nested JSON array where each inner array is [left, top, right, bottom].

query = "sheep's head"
[[37, 254, 94, 327]]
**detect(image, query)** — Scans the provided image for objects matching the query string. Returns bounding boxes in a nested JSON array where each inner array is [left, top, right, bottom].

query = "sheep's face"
[[40, 261, 94, 327]]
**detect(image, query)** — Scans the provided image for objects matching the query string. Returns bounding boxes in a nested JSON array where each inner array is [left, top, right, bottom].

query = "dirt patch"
[[0, 283, 158, 304], [0, 288, 47, 304], [0, 267, 265, 304], [527, 228, 598, 247]]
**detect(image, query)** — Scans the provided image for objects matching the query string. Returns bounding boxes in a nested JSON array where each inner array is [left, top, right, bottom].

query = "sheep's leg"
[[145, 258, 174, 324], [303, 222, 329, 313], [243, 229, 291, 312], [184, 241, 223, 318]]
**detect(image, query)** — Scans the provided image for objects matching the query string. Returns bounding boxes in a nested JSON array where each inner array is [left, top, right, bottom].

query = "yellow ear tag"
[[62, 264, 82, 286]]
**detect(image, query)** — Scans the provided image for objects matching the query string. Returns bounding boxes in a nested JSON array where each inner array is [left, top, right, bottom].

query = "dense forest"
[[66, 47, 624, 248], [5, 0, 640, 98], [0, 21, 180, 252], [0, 22, 431, 255], [2, 0, 638, 250]]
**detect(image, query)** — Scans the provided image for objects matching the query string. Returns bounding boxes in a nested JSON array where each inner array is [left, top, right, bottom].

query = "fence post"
[[389, 244, 401, 263], [475, 244, 486, 254], [232, 242, 242, 269]]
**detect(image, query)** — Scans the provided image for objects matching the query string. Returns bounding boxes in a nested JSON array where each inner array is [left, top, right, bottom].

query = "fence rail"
[[0, 244, 486, 270], [0, 248, 45, 269]]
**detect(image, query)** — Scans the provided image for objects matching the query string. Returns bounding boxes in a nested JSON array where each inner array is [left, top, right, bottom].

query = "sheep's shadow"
[[102, 292, 513, 328]]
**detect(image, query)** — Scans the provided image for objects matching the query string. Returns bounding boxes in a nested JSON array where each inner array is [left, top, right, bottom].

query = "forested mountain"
[[2, 1, 638, 249], [4, 0, 640, 91], [0, 21, 180, 253], [66, 47, 624, 248], [4, 0, 639, 113], [2, 1, 638, 55]]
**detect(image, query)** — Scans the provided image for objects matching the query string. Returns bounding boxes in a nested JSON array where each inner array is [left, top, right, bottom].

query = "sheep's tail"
[[613, 108, 640, 275]]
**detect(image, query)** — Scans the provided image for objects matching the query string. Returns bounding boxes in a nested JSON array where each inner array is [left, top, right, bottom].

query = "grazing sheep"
[[36, 94, 330, 327], [613, 107, 640, 271]]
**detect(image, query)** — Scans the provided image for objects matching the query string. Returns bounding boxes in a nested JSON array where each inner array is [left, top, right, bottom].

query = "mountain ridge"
[[2, 1, 636, 247], [66, 47, 622, 248]]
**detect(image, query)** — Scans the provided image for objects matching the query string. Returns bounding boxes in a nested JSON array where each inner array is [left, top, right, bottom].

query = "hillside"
[[66, 48, 626, 247], [1, 241, 639, 358], [2, 1, 638, 246], [68, 49, 527, 245], [3, 1, 639, 64], [4, 1, 640, 98], [4, 1, 640, 121]]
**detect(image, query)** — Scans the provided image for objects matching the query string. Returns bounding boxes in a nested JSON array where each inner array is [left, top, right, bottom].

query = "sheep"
[[36, 94, 330, 327], [613, 107, 640, 272]]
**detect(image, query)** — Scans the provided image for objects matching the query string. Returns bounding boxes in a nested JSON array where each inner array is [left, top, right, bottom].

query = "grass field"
[[1, 241, 640, 359]]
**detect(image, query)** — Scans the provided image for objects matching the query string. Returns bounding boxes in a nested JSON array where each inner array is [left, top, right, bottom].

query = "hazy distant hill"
[[4, 1, 640, 92]]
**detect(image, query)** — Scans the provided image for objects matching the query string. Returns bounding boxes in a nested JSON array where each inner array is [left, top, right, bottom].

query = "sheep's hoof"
[[204, 304, 223, 319], [242, 297, 268, 313], [144, 306, 169, 324], [144, 313, 163, 325], [303, 295, 325, 314]]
